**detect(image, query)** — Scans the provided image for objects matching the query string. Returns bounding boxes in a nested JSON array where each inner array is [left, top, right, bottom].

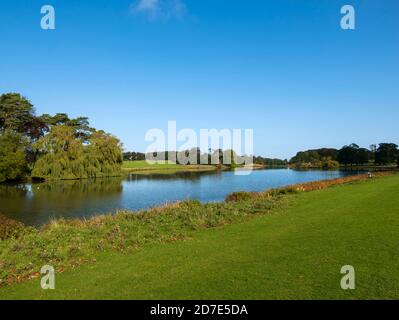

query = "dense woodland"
[[0, 93, 123, 182]]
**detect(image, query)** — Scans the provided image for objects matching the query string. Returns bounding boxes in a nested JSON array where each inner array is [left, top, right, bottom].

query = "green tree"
[[32, 126, 123, 180], [1, 93, 123, 182], [357, 147, 371, 164], [289, 148, 338, 166], [0, 131, 28, 182], [40, 113, 93, 141], [32, 125, 86, 179], [321, 159, 340, 169], [0, 93, 34, 132], [84, 130, 123, 178], [0, 93, 47, 140], [375, 143, 398, 165], [337, 144, 358, 165], [337, 144, 370, 165], [370, 144, 377, 163], [222, 149, 239, 168]]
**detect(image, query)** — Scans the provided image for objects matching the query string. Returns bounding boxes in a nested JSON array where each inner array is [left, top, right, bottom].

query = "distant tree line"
[[290, 143, 399, 168], [123, 151, 146, 161], [124, 148, 248, 168], [253, 156, 288, 167], [124, 149, 288, 168], [0, 93, 123, 182], [126, 142, 399, 169], [289, 148, 341, 169]]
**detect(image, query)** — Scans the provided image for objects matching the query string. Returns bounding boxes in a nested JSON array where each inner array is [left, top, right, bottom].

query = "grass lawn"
[[1, 175, 399, 299], [123, 160, 183, 169], [122, 160, 216, 174]]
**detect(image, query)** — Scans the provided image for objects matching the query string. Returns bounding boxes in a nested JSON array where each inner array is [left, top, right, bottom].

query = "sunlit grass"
[[1, 173, 398, 299], [122, 160, 216, 173]]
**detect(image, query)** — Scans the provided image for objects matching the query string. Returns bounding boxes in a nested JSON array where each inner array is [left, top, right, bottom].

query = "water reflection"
[[127, 170, 221, 182], [0, 169, 361, 226], [0, 178, 123, 226]]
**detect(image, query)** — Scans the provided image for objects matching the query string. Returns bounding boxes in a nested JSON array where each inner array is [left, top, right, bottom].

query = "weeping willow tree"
[[0, 130, 29, 182], [32, 125, 123, 180], [85, 130, 123, 178], [0, 93, 124, 182]]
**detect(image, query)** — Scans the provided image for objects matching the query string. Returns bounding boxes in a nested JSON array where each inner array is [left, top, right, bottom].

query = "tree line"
[[290, 143, 399, 168], [3, 92, 396, 183], [123, 149, 288, 167], [0, 93, 123, 182], [125, 142, 399, 169], [124, 148, 248, 168]]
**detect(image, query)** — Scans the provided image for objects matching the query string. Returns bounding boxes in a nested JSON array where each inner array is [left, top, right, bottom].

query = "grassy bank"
[[122, 160, 217, 174], [0, 173, 398, 299]]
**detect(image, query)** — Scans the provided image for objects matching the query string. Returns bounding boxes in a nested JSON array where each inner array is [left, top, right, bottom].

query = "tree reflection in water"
[[0, 178, 123, 226], [0, 169, 359, 227]]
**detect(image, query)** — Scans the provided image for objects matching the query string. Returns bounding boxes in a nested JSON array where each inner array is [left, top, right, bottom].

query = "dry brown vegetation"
[[225, 171, 395, 202], [0, 214, 27, 241]]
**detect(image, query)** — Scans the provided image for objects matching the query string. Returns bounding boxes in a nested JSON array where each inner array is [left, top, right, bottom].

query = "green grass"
[[122, 160, 216, 174], [1, 175, 399, 299], [122, 160, 182, 169]]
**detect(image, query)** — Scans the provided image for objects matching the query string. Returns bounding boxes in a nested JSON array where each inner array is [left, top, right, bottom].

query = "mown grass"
[[122, 160, 182, 169], [122, 160, 216, 174], [1, 173, 398, 299], [0, 192, 286, 286]]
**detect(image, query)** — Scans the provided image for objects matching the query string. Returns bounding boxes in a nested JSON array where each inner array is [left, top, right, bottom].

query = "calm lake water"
[[0, 169, 361, 226]]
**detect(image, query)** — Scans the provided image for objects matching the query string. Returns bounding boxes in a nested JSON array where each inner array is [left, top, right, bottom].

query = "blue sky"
[[1, 0, 398, 159]]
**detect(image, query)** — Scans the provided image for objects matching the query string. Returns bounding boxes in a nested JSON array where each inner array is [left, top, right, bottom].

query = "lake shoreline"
[[0, 168, 368, 226], [0, 171, 396, 288], [2, 162, 394, 185], [3, 172, 399, 299]]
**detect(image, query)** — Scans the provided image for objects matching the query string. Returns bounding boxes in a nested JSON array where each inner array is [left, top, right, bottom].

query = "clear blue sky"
[[1, 0, 398, 159]]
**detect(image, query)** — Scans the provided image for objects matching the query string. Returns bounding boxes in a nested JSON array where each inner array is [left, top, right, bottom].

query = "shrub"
[[267, 186, 300, 196], [0, 214, 27, 240], [322, 160, 340, 169], [225, 191, 259, 202]]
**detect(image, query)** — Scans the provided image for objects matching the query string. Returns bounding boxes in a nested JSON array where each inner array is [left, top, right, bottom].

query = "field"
[[122, 160, 216, 174], [1, 174, 399, 299]]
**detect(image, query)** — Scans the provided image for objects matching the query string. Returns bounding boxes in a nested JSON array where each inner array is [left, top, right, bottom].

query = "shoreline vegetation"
[[122, 160, 218, 175], [124, 160, 397, 175], [2, 160, 396, 184], [0, 171, 395, 289], [1, 93, 398, 184], [121, 160, 273, 175]]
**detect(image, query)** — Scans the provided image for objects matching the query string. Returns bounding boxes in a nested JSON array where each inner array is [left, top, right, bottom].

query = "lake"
[[0, 169, 361, 226]]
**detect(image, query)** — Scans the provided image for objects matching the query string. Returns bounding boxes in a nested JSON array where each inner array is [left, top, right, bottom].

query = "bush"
[[0, 214, 27, 240], [322, 160, 340, 169], [225, 191, 259, 202], [267, 186, 300, 196]]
